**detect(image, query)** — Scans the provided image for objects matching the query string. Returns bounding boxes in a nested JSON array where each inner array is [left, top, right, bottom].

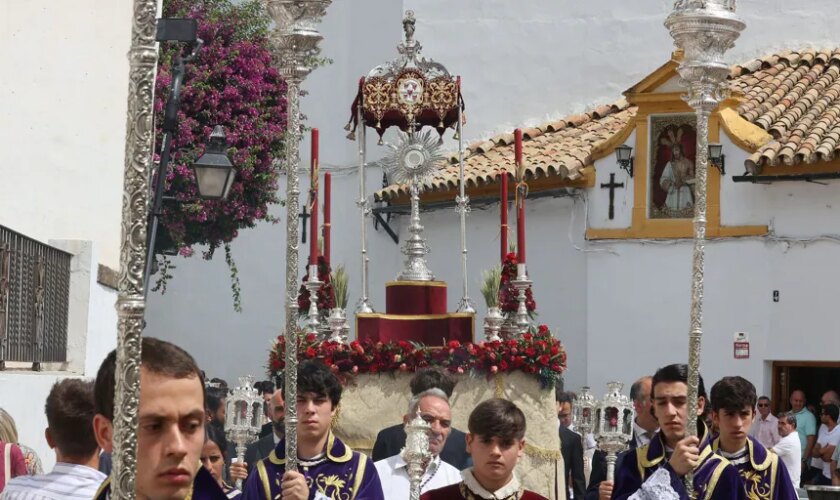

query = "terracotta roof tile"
[[377, 49, 840, 200], [375, 99, 635, 201], [733, 49, 840, 170]]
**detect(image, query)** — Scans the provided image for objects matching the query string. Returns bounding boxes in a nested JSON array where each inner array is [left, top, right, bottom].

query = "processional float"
[[346, 11, 478, 344]]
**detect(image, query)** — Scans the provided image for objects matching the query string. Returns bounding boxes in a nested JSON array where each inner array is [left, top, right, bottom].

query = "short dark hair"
[[710, 376, 757, 413], [651, 364, 706, 402], [282, 361, 342, 408], [822, 404, 840, 423], [410, 368, 456, 398], [45, 379, 98, 458], [94, 337, 204, 421], [758, 395, 770, 402], [555, 391, 575, 405], [468, 398, 526, 444], [205, 421, 229, 460], [205, 387, 226, 414], [254, 380, 275, 395]]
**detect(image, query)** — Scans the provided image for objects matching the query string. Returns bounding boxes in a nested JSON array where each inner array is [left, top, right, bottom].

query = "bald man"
[[790, 389, 817, 484]]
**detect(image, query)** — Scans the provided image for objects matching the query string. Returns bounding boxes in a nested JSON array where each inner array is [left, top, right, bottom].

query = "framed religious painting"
[[648, 114, 697, 219]]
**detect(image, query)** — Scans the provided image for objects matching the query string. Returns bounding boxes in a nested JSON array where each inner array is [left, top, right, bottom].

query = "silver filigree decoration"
[[263, 0, 332, 473], [111, 0, 160, 497], [594, 382, 636, 482], [402, 412, 432, 500], [225, 376, 262, 489], [381, 130, 444, 188], [665, 0, 743, 489], [366, 10, 450, 80]]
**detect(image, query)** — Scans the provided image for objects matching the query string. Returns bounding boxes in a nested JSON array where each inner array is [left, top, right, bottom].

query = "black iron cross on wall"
[[600, 173, 624, 220], [298, 206, 310, 243]]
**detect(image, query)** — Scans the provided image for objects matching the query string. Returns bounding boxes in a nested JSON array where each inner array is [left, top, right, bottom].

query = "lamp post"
[[665, 0, 744, 488], [263, 0, 331, 473]]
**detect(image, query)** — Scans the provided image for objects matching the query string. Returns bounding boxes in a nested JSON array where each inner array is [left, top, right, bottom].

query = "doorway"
[[771, 361, 840, 415]]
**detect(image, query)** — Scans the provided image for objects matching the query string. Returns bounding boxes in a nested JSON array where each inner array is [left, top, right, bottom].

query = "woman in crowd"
[[202, 423, 242, 500]]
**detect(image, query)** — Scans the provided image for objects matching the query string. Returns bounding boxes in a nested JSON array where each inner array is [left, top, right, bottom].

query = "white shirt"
[[772, 433, 802, 488], [633, 421, 657, 449], [1, 462, 107, 500], [568, 424, 597, 450], [374, 454, 461, 500], [750, 413, 780, 449], [816, 424, 840, 478]]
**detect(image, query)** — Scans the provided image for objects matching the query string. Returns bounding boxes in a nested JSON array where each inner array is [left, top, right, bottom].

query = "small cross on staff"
[[600, 173, 624, 220], [298, 206, 310, 243]]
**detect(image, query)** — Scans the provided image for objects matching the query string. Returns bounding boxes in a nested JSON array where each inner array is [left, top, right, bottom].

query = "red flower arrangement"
[[499, 252, 536, 314], [268, 325, 566, 388], [297, 256, 335, 315]]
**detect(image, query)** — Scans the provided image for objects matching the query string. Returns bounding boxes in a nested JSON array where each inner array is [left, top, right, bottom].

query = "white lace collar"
[[461, 468, 521, 499]]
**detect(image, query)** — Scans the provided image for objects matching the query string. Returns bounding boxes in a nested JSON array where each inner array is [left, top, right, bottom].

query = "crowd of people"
[[0, 336, 835, 499]]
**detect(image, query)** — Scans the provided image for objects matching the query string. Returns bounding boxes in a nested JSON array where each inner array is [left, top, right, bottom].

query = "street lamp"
[[192, 125, 235, 199]]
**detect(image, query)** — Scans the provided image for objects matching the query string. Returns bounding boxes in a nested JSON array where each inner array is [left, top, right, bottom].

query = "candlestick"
[[500, 173, 508, 263], [324, 172, 331, 266], [309, 128, 319, 265]]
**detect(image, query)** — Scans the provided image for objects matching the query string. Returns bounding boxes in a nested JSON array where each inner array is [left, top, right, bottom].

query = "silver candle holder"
[[305, 264, 323, 336], [483, 307, 504, 342], [224, 376, 263, 489], [402, 411, 432, 500], [594, 382, 636, 482], [327, 307, 349, 343], [510, 263, 532, 335]]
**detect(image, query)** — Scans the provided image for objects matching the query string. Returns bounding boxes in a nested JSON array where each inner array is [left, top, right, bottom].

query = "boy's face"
[[466, 434, 524, 489], [297, 391, 336, 443], [713, 406, 754, 452], [652, 381, 705, 446], [95, 368, 206, 500]]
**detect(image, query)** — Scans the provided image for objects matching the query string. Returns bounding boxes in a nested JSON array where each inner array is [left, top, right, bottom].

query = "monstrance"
[[381, 130, 444, 281]]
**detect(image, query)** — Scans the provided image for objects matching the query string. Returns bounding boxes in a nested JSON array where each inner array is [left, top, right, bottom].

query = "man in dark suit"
[[585, 376, 658, 500], [557, 389, 586, 499], [371, 368, 471, 470]]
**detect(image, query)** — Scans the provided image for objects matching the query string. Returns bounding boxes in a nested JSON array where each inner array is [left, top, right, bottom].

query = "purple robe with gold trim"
[[709, 436, 797, 500], [93, 466, 228, 500], [421, 482, 548, 500], [611, 430, 746, 500], [242, 432, 383, 500]]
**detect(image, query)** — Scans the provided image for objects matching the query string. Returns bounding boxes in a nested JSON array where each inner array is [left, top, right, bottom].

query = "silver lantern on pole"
[[264, 0, 331, 473], [664, 0, 744, 449], [224, 376, 263, 490], [402, 412, 432, 500], [111, 0, 160, 497], [573, 386, 598, 468], [593, 382, 635, 482]]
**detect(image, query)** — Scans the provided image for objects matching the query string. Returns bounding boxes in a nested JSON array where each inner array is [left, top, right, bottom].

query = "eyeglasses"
[[757, 403, 769, 407]]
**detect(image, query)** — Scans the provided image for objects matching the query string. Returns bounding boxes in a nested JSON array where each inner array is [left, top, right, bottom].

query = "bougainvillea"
[[268, 325, 566, 389], [151, 0, 287, 309], [499, 252, 536, 314]]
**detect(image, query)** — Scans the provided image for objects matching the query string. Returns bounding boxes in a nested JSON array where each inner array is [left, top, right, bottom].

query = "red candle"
[[500, 173, 508, 262], [309, 128, 319, 265], [324, 172, 331, 266], [514, 129, 525, 263], [517, 186, 526, 264]]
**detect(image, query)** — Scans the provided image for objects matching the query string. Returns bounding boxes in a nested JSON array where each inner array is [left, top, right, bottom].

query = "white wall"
[[0, 0, 134, 270], [145, 0, 840, 393]]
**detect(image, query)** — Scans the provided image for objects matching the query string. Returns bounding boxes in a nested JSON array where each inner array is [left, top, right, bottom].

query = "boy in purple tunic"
[[708, 376, 797, 499], [242, 361, 383, 500], [612, 364, 745, 500]]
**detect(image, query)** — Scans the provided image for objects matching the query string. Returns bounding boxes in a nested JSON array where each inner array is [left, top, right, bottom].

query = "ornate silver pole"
[[356, 105, 374, 312], [455, 103, 475, 312], [402, 412, 432, 500], [111, 0, 159, 497], [305, 264, 323, 335], [265, 0, 331, 472], [665, 0, 743, 489]]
